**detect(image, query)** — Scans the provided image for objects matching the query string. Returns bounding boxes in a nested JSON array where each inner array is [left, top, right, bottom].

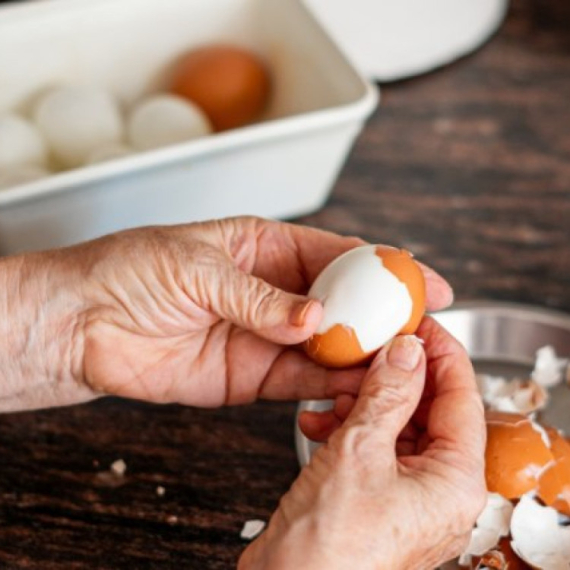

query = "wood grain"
[[2, 0, 570, 568]]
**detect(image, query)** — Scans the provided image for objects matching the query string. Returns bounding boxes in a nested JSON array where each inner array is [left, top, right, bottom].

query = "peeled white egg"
[[86, 143, 133, 165], [127, 94, 212, 151], [510, 494, 570, 570], [0, 165, 50, 190], [0, 114, 47, 169], [33, 86, 124, 169]]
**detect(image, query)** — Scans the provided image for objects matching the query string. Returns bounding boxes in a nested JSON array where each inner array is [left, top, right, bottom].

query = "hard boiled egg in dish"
[[303, 245, 426, 369]]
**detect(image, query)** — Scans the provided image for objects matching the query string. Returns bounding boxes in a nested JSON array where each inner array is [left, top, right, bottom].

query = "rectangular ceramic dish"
[[0, 0, 378, 254]]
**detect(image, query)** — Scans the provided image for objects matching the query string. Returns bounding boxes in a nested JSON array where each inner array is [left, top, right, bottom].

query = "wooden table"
[[2, 1, 570, 568]]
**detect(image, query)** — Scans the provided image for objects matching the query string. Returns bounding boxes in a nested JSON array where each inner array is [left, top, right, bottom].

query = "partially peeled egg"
[[303, 245, 426, 369]]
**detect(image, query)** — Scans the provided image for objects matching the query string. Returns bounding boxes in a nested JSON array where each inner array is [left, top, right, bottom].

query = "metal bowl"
[[295, 301, 570, 467]]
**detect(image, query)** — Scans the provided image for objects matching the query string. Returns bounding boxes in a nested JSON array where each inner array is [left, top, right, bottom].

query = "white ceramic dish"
[[0, 0, 377, 255], [304, 0, 509, 82]]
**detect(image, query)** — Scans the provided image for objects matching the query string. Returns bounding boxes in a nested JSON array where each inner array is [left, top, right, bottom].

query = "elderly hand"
[[0, 216, 452, 411], [239, 318, 486, 570]]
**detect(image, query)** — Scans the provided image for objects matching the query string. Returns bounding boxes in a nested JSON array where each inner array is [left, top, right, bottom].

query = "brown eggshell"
[[303, 324, 373, 369], [485, 412, 554, 499], [472, 538, 532, 569], [170, 45, 271, 131], [537, 428, 570, 516], [374, 246, 426, 335]]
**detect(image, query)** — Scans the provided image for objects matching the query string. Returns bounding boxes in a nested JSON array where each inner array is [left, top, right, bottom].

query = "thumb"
[[340, 335, 426, 450], [205, 262, 323, 344]]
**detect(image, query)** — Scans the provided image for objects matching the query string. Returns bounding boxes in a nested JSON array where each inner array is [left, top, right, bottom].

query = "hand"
[[0, 217, 453, 411], [239, 318, 486, 570]]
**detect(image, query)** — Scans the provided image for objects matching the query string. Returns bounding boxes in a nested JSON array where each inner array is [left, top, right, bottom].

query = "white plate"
[[304, 0, 509, 82]]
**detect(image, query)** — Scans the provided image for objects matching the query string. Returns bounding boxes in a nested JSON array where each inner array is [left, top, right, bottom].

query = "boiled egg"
[[0, 164, 50, 190], [86, 143, 133, 165], [33, 86, 123, 169], [303, 245, 426, 369], [127, 94, 212, 151], [0, 113, 47, 169], [170, 44, 271, 131]]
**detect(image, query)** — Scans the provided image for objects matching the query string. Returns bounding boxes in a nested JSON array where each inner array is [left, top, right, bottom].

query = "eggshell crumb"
[[240, 519, 266, 540]]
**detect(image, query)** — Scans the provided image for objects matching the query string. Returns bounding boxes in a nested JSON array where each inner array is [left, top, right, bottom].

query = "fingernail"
[[290, 300, 317, 327], [388, 335, 423, 371]]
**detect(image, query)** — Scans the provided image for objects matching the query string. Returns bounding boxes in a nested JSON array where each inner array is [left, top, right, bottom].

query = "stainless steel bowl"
[[295, 301, 570, 569], [295, 301, 570, 467]]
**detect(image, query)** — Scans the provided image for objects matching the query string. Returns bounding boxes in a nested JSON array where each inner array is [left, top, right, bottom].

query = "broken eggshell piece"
[[485, 412, 553, 500], [537, 428, 570, 517], [531, 346, 568, 389], [459, 493, 514, 566], [474, 538, 531, 570], [303, 245, 425, 368], [510, 494, 570, 570], [476, 374, 548, 415]]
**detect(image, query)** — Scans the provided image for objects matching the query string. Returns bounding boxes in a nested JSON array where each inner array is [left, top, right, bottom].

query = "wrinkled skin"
[[0, 216, 485, 569], [1, 216, 452, 411], [240, 320, 487, 570]]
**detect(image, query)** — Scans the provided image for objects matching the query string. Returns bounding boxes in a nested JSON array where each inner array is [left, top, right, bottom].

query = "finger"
[[415, 317, 486, 471], [339, 335, 426, 450], [417, 262, 454, 311], [205, 258, 324, 344], [278, 222, 453, 312], [257, 350, 365, 401], [299, 410, 341, 442], [299, 394, 356, 442], [395, 422, 420, 456], [254, 223, 453, 311], [220, 328, 365, 405], [201, 217, 453, 317]]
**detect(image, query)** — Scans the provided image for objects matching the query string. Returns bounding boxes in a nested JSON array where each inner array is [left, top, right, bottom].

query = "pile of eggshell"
[[0, 44, 271, 190], [458, 348, 570, 570]]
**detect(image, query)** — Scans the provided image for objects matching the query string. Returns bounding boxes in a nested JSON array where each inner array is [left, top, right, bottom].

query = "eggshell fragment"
[[531, 345, 568, 388], [0, 114, 47, 169], [34, 86, 124, 168], [485, 412, 554, 500], [473, 539, 531, 569], [303, 245, 425, 368], [477, 375, 548, 415], [127, 94, 212, 151], [240, 519, 266, 540], [460, 493, 514, 566], [537, 428, 570, 516], [510, 494, 570, 570]]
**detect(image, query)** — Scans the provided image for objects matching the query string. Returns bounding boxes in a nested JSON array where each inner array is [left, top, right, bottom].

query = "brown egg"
[[303, 245, 426, 369], [537, 428, 570, 516], [170, 45, 271, 131], [485, 412, 553, 500]]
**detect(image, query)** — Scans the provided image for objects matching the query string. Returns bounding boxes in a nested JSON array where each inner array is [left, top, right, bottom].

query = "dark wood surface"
[[2, 1, 570, 568]]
